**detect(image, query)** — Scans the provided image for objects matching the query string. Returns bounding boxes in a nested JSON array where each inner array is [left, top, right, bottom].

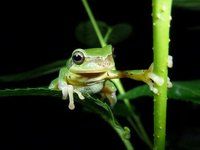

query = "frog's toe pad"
[[62, 87, 69, 100], [68, 104, 75, 110], [148, 73, 164, 86], [74, 89, 85, 100], [147, 73, 173, 94], [58, 81, 69, 100], [168, 55, 173, 68], [167, 77, 173, 88], [146, 73, 164, 94]]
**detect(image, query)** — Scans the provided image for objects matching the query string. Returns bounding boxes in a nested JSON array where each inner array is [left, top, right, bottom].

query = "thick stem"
[[152, 0, 172, 150]]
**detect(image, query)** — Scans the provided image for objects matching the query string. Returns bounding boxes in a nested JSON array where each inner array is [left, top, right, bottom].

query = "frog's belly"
[[75, 82, 104, 95]]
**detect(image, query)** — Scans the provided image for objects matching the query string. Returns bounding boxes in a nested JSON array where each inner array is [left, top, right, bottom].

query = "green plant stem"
[[81, 0, 131, 111], [104, 27, 112, 42], [114, 79, 153, 149], [152, 0, 172, 150], [108, 120, 134, 150], [127, 117, 153, 149], [81, 0, 153, 149], [84, 95, 134, 150], [82, 0, 106, 47], [0, 60, 66, 82]]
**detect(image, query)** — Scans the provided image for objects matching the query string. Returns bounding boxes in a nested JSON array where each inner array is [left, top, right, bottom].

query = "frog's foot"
[[145, 56, 173, 94], [58, 81, 85, 110], [101, 80, 117, 107], [146, 73, 173, 94], [107, 93, 117, 108], [147, 72, 164, 94]]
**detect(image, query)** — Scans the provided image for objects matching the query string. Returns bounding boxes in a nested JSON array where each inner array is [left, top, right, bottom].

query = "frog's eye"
[[72, 50, 85, 65]]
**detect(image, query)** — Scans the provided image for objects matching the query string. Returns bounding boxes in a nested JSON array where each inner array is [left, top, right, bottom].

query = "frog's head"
[[68, 45, 115, 74]]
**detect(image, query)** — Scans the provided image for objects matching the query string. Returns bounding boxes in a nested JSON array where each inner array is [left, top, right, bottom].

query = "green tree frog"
[[49, 45, 172, 110]]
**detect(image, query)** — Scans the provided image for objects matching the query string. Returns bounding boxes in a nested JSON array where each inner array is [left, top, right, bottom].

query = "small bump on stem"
[[161, 4, 167, 12], [169, 16, 172, 21], [156, 13, 162, 20]]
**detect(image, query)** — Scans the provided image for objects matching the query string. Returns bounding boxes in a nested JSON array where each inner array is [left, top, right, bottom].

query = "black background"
[[0, 0, 200, 150]]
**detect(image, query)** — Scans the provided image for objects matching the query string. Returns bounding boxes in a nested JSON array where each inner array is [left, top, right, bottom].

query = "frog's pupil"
[[73, 54, 82, 61], [72, 51, 84, 65]]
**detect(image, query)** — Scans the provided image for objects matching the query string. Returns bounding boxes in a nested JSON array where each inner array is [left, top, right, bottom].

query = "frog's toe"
[[58, 81, 69, 100], [61, 87, 68, 100], [167, 77, 173, 88], [57, 81, 86, 110], [144, 72, 164, 94], [147, 81, 158, 94], [67, 85, 75, 110], [68, 103, 75, 110], [147, 73, 173, 94], [144, 57, 172, 94], [74, 89, 85, 100], [168, 55, 173, 68], [148, 72, 164, 86], [109, 92, 117, 107], [102, 91, 117, 107]]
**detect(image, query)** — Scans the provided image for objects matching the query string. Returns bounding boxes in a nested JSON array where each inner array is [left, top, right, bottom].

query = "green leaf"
[[118, 80, 200, 104], [173, 0, 200, 10], [117, 85, 151, 100], [187, 26, 200, 31], [75, 21, 108, 47], [0, 60, 66, 82], [75, 20, 132, 47], [168, 80, 200, 103], [112, 102, 133, 117], [0, 87, 117, 127], [83, 97, 132, 149], [168, 128, 200, 150], [83, 95, 116, 123], [107, 23, 132, 44], [0, 87, 61, 97], [0, 87, 132, 148]]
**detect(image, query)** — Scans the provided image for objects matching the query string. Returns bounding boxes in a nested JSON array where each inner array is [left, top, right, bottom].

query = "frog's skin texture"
[[49, 45, 172, 110]]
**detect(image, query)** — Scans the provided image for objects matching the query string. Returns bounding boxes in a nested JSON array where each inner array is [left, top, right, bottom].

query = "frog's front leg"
[[101, 80, 117, 107], [107, 55, 173, 94], [123, 55, 173, 94], [49, 67, 84, 110], [106, 66, 162, 94], [122, 64, 171, 94]]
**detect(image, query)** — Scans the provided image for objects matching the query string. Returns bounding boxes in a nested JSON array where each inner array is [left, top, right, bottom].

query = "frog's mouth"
[[77, 72, 106, 76], [77, 72, 107, 84], [71, 70, 108, 74]]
